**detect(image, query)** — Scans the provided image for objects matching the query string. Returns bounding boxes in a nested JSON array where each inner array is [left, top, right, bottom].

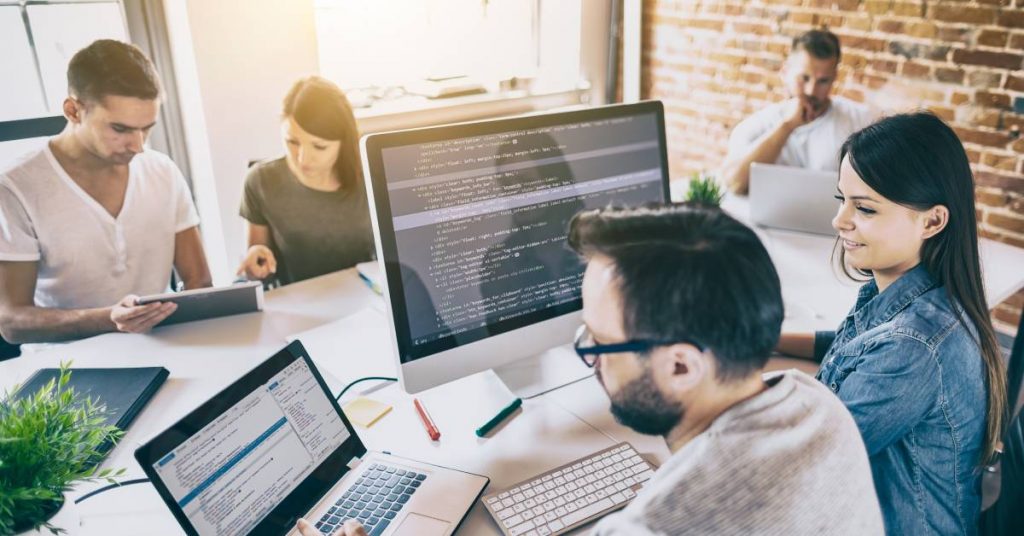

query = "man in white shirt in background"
[[0, 39, 211, 348], [721, 29, 874, 194]]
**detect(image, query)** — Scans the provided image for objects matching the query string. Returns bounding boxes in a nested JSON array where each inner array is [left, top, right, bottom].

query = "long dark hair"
[[282, 76, 361, 190], [837, 111, 1006, 465]]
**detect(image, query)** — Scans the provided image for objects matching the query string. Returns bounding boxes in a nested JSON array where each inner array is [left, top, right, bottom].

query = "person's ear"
[[655, 343, 709, 396], [921, 205, 949, 240], [63, 97, 82, 124]]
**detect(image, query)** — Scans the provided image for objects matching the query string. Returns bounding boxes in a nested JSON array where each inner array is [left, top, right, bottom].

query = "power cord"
[[74, 478, 151, 504], [335, 376, 397, 401]]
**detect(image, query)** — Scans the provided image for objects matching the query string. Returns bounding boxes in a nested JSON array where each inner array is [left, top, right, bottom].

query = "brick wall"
[[640, 0, 1024, 334]]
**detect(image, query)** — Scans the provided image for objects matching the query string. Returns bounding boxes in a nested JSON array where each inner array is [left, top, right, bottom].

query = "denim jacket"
[[815, 265, 987, 535]]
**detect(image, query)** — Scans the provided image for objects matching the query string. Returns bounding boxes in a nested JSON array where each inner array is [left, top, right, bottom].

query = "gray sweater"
[[593, 370, 884, 535]]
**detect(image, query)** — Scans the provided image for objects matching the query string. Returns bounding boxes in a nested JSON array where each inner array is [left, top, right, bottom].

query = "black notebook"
[[14, 366, 169, 456]]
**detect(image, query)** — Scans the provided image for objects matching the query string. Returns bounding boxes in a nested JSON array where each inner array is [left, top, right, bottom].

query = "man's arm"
[[720, 120, 799, 195], [174, 226, 212, 290], [0, 261, 179, 344], [0, 261, 112, 344]]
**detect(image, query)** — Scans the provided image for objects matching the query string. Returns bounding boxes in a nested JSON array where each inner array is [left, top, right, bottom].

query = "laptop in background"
[[135, 341, 487, 536], [749, 163, 838, 236]]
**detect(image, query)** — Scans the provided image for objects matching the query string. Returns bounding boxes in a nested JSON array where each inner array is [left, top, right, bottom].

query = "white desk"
[[3, 197, 1023, 535], [721, 194, 1024, 332], [0, 270, 659, 536]]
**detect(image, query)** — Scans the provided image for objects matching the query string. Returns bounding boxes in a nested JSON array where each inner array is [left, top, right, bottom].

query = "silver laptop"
[[749, 162, 838, 236], [136, 340, 487, 536]]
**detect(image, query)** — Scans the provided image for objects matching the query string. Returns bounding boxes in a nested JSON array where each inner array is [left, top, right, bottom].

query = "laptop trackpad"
[[395, 513, 451, 535]]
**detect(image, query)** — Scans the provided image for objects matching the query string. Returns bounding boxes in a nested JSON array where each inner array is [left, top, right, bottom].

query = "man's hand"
[[296, 518, 368, 536], [784, 93, 827, 129], [237, 245, 277, 280], [110, 295, 176, 333]]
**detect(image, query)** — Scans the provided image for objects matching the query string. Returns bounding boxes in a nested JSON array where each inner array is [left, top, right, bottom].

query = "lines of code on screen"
[[381, 113, 664, 357]]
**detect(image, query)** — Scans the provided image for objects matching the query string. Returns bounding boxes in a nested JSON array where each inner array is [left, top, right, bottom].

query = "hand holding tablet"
[[132, 281, 264, 327]]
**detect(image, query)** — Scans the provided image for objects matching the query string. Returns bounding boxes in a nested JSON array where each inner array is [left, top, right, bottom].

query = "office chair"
[[979, 311, 1024, 536]]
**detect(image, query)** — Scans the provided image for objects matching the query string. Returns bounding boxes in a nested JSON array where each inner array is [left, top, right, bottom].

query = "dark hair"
[[282, 76, 361, 191], [568, 204, 783, 382], [67, 39, 160, 104], [792, 29, 841, 62], [838, 112, 1007, 465]]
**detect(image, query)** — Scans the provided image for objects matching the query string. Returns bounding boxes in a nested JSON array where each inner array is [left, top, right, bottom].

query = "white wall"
[[166, 0, 319, 282]]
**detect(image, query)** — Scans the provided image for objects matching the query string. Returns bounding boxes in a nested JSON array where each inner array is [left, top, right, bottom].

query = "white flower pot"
[[15, 493, 80, 536]]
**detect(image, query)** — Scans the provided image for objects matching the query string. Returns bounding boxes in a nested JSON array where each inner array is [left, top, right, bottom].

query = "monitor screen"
[[363, 102, 669, 365]]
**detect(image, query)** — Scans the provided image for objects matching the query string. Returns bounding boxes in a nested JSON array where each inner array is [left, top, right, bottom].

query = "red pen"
[[413, 398, 441, 441]]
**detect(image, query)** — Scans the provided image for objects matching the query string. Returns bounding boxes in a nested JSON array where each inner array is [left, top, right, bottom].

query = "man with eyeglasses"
[[568, 204, 883, 534], [0, 39, 211, 350]]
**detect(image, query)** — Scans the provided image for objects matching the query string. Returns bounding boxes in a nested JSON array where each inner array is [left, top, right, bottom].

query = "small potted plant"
[[0, 363, 124, 535], [684, 171, 724, 207]]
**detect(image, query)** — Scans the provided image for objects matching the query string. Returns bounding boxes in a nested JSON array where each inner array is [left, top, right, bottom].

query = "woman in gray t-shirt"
[[238, 76, 374, 285]]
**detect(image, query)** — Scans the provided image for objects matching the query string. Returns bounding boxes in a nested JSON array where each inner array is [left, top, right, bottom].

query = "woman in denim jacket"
[[777, 112, 1007, 535]]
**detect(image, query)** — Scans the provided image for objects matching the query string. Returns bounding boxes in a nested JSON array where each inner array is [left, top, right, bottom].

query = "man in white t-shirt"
[[721, 29, 874, 194], [0, 39, 211, 347]]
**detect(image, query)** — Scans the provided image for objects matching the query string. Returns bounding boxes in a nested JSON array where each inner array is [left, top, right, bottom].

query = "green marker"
[[475, 397, 523, 437]]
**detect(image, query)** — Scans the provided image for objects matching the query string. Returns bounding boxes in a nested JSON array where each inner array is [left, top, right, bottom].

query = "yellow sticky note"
[[343, 397, 393, 428]]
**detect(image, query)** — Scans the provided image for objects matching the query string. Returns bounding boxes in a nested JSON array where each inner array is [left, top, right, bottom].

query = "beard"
[[606, 366, 684, 437]]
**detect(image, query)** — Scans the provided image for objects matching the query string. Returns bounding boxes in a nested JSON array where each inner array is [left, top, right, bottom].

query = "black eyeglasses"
[[573, 325, 705, 368]]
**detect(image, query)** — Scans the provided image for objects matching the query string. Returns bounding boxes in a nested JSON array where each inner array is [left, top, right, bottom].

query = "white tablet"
[[135, 281, 264, 326]]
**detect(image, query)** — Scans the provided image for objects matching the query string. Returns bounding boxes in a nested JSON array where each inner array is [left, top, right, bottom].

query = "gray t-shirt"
[[239, 158, 374, 285], [593, 369, 884, 535]]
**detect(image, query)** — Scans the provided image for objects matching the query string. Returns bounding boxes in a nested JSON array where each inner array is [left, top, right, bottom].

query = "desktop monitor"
[[361, 101, 670, 393]]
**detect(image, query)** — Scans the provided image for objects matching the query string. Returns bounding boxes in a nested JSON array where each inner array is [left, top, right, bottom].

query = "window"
[[314, 0, 584, 108], [0, 0, 128, 165]]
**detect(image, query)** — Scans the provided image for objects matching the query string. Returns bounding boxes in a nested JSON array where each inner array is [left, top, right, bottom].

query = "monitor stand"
[[491, 344, 595, 399]]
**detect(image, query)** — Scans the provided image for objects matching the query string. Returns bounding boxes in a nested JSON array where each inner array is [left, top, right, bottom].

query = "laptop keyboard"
[[315, 463, 427, 536], [481, 442, 654, 536]]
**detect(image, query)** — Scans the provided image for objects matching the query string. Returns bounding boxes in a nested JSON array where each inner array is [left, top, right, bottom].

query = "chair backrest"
[[980, 311, 1024, 535]]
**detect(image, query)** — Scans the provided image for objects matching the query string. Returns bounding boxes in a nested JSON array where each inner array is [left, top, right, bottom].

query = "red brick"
[[864, 0, 891, 15], [878, 19, 904, 34], [841, 34, 889, 53], [970, 70, 1005, 89], [977, 90, 1012, 108], [892, 1, 926, 17], [975, 170, 1024, 193], [957, 126, 1013, 147], [952, 49, 1024, 70], [935, 67, 965, 84], [1011, 33, 1024, 50], [977, 188, 1011, 208], [952, 91, 972, 105], [981, 151, 1021, 171], [938, 25, 973, 45], [902, 61, 931, 79], [871, 59, 899, 73], [845, 15, 873, 31], [905, 22, 938, 39], [999, 10, 1024, 28], [968, 148, 983, 164], [928, 105, 956, 122], [988, 212, 1024, 234], [930, 4, 997, 24], [1007, 74, 1024, 91], [978, 29, 1010, 48], [993, 303, 1023, 329]]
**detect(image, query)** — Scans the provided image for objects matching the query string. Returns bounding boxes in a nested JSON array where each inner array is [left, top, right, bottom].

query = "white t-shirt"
[[727, 96, 875, 171], [0, 145, 200, 312]]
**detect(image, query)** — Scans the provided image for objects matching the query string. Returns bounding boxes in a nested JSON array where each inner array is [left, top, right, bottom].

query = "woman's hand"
[[237, 245, 277, 280]]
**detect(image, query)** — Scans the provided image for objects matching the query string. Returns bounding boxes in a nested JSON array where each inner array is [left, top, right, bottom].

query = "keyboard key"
[[369, 519, 390, 536], [414, 474, 426, 481], [319, 514, 330, 523], [509, 519, 534, 535], [389, 503, 402, 512], [410, 480, 422, 488], [384, 511, 397, 519], [400, 477, 412, 485], [368, 516, 380, 526], [398, 494, 411, 504], [548, 519, 564, 531], [385, 466, 396, 474], [562, 497, 614, 526], [319, 525, 333, 534]]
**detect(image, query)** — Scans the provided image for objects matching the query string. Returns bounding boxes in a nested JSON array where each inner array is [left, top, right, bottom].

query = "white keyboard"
[[482, 442, 656, 536]]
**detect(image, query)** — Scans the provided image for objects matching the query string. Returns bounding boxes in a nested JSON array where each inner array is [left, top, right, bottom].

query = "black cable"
[[74, 478, 151, 504], [335, 376, 397, 401]]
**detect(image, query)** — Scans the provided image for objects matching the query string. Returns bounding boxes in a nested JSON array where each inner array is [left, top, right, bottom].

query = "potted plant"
[[684, 171, 724, 207], [0, 363, 124, 535]]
